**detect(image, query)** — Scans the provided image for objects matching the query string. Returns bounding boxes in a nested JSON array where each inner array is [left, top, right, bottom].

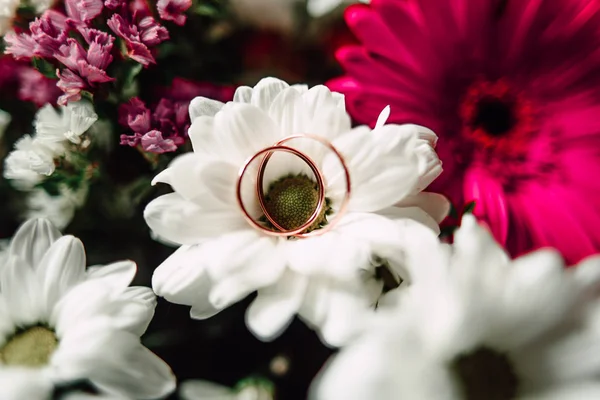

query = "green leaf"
[[462, 201, 476, 215], [193, 3, 219, 16], [121, 63, 143, 99], [33, 58, 57, 79]]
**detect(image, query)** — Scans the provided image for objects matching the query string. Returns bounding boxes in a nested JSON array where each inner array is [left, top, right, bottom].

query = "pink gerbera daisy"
[[328, 0, 600, 264]]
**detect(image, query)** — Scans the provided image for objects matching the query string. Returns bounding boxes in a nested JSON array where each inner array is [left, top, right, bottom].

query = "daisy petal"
[[189, 97, 224, 120], [1, 256, 43, 326], [144, 192, 247, 245], [250, 77, 290, 112], [152, 245, 222, 320], [37, 235, 86, 313], [9, 218, 62, 269], [246, 269, 308, 341], [86, 260, 137, 293], [0, 368, 52, 400]]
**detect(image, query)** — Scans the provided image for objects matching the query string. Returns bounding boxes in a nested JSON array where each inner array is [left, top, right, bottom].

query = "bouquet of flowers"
[[1, 0, 600, 399]]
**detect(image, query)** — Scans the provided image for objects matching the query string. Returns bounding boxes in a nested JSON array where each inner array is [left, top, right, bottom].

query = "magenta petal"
[[463, 167, 509, 245]]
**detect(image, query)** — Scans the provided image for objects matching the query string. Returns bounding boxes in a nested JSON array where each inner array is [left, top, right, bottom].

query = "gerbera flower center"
[[460, 80, 536, 152], [452, 346, 519, 400], [0, 326, 58, 367], [263, 174, 330, 233], [472, 97, 514, 136]]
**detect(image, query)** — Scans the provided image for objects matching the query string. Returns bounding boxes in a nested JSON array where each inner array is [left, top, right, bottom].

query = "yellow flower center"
[[0, 326, 58, 367], [263, 174, 330, 233]]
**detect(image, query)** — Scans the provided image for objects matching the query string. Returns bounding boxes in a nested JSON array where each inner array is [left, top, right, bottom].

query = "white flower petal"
[[55, 325, 175, 399], [1, 256, 43, 326], [179, 380, 236, 400], [377, 206, 441, 234], [144, 192, 247, 245], [151, 153, 211, 203], [250, 77, 290, 112], [8, 218, 61, 269], [37, 235, 86, 314], [394, 192, 450, 223], [491, 250, 572, 350], [86, 260, 137, 293], [268, 87, 309, 137], [152, 245, 222, 320], [213, 102, 281, 163], [204, 232, 286, 309], [325, 125, 420, 212], [246, 269, 308, 341], [233, 86, 253, 104], [0, 368, 53, 400], [189, 97, 225, 120]]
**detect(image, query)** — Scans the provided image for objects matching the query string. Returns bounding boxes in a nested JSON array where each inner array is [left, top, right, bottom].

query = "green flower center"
[[263, 174, 331, 233], [452, 346, 519, 400], [0, 326, 58, 367]]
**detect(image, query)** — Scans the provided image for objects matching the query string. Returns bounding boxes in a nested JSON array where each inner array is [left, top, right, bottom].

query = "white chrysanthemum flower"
[[4, 102, 97, 190], [25, 184, 88, 230], [0, 0, 18, 36], [180, 379, 274, 400], [146, 77, 447, 345], [307, 0, 369, 17], [312, 215, 600, 400], [0, 218, 176, 400], [0, 0, 54, 36], [35, 101, 98, 146], [3, 135, 56, 189]]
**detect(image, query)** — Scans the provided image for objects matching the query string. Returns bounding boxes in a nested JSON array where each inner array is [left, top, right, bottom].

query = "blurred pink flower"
[[119, 79, 233, 153], [329, 0, 600, 264], [157, 0, 192, 26], [65, 0, 104, 22], [18, 68, 61, 106], [107, 14, 168, 66], [5, 11, 68, 59], [119, 97, 184, 154]]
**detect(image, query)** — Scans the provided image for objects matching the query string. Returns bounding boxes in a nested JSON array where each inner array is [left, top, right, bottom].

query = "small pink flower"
[[18, 68, 61, 106], [119, 97, 152, 133], [140, 130, 178, 153], [4, 11, 68, 60], [4, 32, 38, 59], [119, 97, 185, 153], [55, 37, 114, 83], [56, 69, 86, 105], [157, 0, 192, 26], [65, 0, 104, 22], [107, 14, 168, 66]]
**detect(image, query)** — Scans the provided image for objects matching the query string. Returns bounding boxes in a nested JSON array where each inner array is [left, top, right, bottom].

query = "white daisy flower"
[[0, 218, 176, 399], [307, 0, 369, 18], [146, 77, 447, 345], [35, 101, 98, 147], [3, 135, 56, 189], [25, 184, 88, 230], [312, 214, 600, 400], [180, 379, 274, 400]]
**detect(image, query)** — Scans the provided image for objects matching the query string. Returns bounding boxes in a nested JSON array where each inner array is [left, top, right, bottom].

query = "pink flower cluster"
[[119, 78, 234, 153], [3, 0, 189, 105], [119, 97, 187, 153]]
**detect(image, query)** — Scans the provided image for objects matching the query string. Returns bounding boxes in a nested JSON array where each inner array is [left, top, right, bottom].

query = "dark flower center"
[[452, 346, 519, 400], [0, 326, 58, 367], [472, 97, 514, 136], [262, 174, 331, 233]]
